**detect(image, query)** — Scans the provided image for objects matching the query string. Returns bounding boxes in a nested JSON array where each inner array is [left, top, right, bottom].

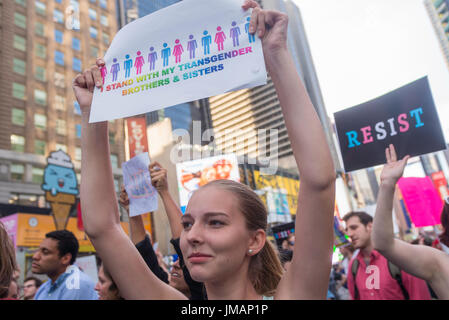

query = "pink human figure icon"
[[215, 26, 226, 51], [173, 39, 184, 64], [134, 51, 145, 75], [100, 64, 107, 84]]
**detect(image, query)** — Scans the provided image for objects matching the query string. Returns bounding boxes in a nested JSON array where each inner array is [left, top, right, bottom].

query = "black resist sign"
[[334, 77, 446, 172]]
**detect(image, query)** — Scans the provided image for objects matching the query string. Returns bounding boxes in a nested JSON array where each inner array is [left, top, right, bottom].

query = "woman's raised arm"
[[242, 0, 336, 300], [74, 60, 186, 300]]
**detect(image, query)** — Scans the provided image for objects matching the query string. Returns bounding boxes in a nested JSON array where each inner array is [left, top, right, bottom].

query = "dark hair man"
[[32, 230, 97, 300], [343, 211, 430, 300], [22, 276, 43, 300]]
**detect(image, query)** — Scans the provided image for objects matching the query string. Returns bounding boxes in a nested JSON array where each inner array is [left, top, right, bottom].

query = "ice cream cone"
[[46, 191, 76, 230]]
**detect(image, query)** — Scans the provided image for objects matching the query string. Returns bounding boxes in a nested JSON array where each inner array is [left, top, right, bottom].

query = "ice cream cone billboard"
[[41, 150, 79, 230]]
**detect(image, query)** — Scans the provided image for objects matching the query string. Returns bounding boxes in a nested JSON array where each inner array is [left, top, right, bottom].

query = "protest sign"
[[334, 77, 446, 172], [90, 0, 267, 122], [398, 177, 443, 227], [176, 154, 240, 213], [123, 152, 158, 217], [75, 255, 99, 283]]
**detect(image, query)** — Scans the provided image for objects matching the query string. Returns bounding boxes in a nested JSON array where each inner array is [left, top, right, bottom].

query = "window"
[[35, 22, 45, 37], [14, 35, 26, 51], [74, 101, 81, 115], [75, 147, 82, 161], [12, 83, 26, 100], [55, 0, 63, 3], [54, 72, 65, 88], [13, 58, 26, 75], [102, 33, 109, 45], [35, 140, 46, 155], [53, 9, 64, 23], [34, 89, 47, 105], [35, 1, 46, 16], [11, 135, 25, 152], [55, 50, 64, 66], [72, 57, 82, 72], [35, 43, 46, 59], [89, 0, 97, 4], [90, 45, 99, 58], [110, 154, 118, 168], [34, 114, 47, 129], [72, 37, 81, 51], [100, 15, 108, 26], [35, 66, 46, 82], [14, 12, 26, 28], [55, 143, 67, 152], [11, 164, 25, 181], [12, 108, 25, 126], [54, 29, 63, 44], [109, 131, 115, 145], [15, 0, 26, 6], [99, 0, 107, 9], [75, 124, 82, 138], [89, 8, 97, 20], [55, 95, 66, 111], [89, 26, 97, 39], [32, 167, 44, 184], [56, 119, 67, 135]]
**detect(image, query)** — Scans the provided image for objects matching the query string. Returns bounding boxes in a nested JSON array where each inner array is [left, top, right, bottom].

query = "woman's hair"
[[0, 222, 17, 299], [100, 263, 123, 300], [204, 180, 284, 296], [440, 202, 449, 247]]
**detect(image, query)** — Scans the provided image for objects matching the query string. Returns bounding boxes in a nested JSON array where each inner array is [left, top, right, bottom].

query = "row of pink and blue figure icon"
[[100, 18, 256, 83]]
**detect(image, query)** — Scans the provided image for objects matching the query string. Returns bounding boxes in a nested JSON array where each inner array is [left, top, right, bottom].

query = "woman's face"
[[180, 186, 253, 283], [95, 265, 120, 300]]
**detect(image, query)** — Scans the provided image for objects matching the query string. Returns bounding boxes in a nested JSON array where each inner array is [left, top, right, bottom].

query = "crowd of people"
[[1, 0, 448, 301]]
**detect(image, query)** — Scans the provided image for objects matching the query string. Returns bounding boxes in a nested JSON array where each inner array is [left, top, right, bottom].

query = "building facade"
[[425, 0, 449, 70], [0, 0, 125, 211]]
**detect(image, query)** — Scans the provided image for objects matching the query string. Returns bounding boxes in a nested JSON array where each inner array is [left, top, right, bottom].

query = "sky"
[[293, 0, 449, 141]]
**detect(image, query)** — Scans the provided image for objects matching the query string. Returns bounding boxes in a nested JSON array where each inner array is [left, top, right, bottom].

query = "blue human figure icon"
[[245, 17, 255, 43], [230, 21, 241, 47], [161, 43, 171, 67], [148, 46, 157, 71], [187, 35, 198, 59], [201, 30, 212, 55], [110, 58, 120, 82], [124, 54, 133, 78]]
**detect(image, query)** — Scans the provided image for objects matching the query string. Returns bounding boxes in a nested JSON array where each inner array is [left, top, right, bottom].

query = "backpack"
[[351, 258, 409, 300]]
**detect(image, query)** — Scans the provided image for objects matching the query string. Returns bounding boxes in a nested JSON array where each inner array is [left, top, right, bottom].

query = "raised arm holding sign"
[[372, 144, 449, 299], [75, 0, 335, 300]]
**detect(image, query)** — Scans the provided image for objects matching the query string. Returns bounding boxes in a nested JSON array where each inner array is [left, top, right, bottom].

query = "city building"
[[425, 0, 449, 70], [0, 0, 125, 213], [208, 0, 340, 173]]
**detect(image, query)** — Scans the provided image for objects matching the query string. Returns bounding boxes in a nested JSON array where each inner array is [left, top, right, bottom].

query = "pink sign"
[[398, 177, 443, 227], [0, 214, 18, 248]]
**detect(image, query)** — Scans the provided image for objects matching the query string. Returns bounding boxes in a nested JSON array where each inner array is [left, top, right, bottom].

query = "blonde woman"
[[74, 1, 335, 300]]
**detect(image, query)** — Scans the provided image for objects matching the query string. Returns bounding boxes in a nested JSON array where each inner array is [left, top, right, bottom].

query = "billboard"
[[253, 170, 299, 223], [176, 154, 240, 212], [126, 117, 149, 159]]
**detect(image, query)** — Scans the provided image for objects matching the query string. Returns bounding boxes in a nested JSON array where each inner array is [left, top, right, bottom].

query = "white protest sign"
[[122, 152, 158, 217], [90, 0, 267, 122], [74, 255, 98, 283]]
